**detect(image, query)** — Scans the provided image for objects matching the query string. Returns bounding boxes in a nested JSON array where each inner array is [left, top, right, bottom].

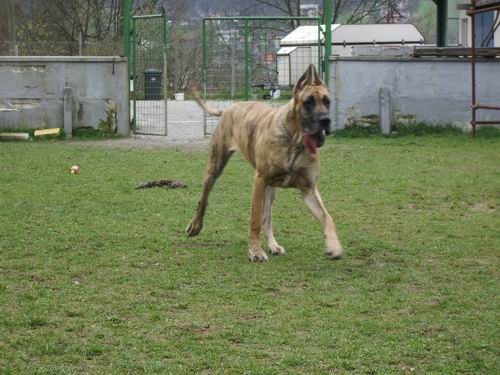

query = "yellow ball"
[[70, 165, 81, 174]]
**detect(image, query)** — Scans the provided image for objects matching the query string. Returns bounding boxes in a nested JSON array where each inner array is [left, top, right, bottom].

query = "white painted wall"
[[0, 57, 129, 134], [329, 56, 500, 130]]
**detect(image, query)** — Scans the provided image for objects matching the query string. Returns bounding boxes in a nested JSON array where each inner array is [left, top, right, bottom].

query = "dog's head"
[[293, 65, 331, 154]]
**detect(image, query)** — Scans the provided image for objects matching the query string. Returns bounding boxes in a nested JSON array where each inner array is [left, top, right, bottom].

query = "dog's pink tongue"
[[303, 134, 317, 154]]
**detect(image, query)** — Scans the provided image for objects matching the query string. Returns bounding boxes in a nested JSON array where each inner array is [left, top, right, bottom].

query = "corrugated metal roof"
[[280, 24, 424, 46]]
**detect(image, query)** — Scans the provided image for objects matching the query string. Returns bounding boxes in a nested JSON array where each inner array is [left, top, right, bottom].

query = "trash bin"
[[144, 69, 162, 100]]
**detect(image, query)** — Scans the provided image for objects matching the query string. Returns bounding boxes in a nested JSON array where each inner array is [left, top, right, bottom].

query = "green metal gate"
[[202, 16, 322, 135], [130, 12, 168, 135]]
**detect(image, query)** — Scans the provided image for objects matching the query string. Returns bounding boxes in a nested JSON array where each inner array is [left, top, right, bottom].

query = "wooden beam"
[[413, 46, 500, 57], [475, 0, 500, 8]]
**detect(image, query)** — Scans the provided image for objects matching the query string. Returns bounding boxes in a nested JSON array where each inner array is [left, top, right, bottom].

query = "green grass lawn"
[[0, 134, 499, 374]]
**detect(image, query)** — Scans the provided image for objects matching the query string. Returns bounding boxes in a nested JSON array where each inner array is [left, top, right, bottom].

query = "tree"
[[132, 0, 191, 23], [12, 0, 123, 55], [0, 0, 19, 55], [330, 0, 408, 24], [246, 0, 409, 25], [245, 0, 302, 16], [409, 1, 436, 44]]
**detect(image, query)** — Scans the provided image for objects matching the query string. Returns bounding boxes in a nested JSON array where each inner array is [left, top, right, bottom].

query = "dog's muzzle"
[[319, 116, 331, 135], [303, 115, 331, 154], [303, 115, 331, 136]]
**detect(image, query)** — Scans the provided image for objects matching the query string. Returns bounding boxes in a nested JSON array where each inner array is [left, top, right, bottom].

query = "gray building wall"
[[0, 56, 129, 135], [329, 56, 500, 130]]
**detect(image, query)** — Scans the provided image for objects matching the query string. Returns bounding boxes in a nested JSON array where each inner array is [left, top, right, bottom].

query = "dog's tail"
[[190, 81, 223, 117]]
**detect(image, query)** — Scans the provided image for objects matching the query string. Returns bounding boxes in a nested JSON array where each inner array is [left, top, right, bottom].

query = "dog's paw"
[[326, 252, 342, 260], [325, 246, 343, 260], [248, 246, 269, 262], [185, 218, 202, 237], [325, 238, 343, 260], [269, 244, 285, 256]]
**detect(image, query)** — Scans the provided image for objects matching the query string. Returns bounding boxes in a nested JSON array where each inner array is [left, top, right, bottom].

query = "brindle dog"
[[186, 65, 343, 262]]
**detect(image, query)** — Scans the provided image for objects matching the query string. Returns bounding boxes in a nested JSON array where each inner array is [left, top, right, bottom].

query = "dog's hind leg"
[[302, 187, 343, 260], [261, 186, 285, 255], [186, 127, 233, 237], [248, 173, 269, 262]]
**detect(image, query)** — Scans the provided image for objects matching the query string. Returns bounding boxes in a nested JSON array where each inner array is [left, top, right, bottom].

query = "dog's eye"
[[304, 96, 315, 109], [323, 96, 331, 108]]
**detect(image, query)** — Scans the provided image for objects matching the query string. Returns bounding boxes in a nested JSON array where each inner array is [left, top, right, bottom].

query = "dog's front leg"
[[248, 173, 268, 262], [302, 187, 343, 260], [262, 186, 285, 255]]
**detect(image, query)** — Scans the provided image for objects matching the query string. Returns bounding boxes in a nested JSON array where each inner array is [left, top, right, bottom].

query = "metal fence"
[[202, 16, 322, 135], [130, 13, 168, 135]]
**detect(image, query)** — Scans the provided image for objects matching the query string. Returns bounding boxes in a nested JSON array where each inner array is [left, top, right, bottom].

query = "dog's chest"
[[266, 151, 311, 187]]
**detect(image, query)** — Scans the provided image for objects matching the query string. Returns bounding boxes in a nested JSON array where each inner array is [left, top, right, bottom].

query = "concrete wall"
[[329, 56, 500, 131], [0, 57, 129, 135]]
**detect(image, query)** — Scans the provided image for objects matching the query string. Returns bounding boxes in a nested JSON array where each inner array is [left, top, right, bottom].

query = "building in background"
[[300, 3, 320, 17], [277, 23, 424, 86], [457, 1, 499, 47]]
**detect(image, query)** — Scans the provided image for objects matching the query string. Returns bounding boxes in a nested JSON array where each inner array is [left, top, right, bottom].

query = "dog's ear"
[[189, 80, 200, 94], [294, 64, 323, 96], [190, 80, 202, 100]]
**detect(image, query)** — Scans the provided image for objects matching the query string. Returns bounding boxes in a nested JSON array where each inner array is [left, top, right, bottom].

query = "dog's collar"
[[279, 111, 303, 153]]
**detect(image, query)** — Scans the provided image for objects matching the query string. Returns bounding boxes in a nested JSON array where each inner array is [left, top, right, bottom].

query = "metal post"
[[124, 0, 132, 130], [470, 1, 476, 136], [162, 10, 168, 135], [324, 0, 332, 86], [317, 18, 322, 77], [132, 17, 136, 129], [436, 0, 448, 47], [231, 31, 236, 99], [244, 18, 250, 100], [123, 0, 132, 69], [202, 19, 208, 135]]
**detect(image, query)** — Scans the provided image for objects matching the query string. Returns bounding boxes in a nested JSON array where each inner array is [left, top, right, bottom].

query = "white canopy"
[[332, 24, 424, 44]]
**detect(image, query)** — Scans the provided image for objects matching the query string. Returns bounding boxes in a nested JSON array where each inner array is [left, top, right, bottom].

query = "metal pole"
[[470, 1, 476, 136], [202, 19, 208, 135], [163, 11, 168, 136], [244, 18, 250, 100], [324, 0, 332, 86], [124, 0, 132, 129], [317, 17, 322, 77], [132, 17, 137, 129], [231, 32, 236, 99], [436, 0, 448, 47], [202, 19, 208, 94], [123, 0, 132, 69]]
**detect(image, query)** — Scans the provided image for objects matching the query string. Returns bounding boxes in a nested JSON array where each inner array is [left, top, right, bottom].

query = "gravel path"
[[68, 100, 225, 150], [66, 134, 210, 151]]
